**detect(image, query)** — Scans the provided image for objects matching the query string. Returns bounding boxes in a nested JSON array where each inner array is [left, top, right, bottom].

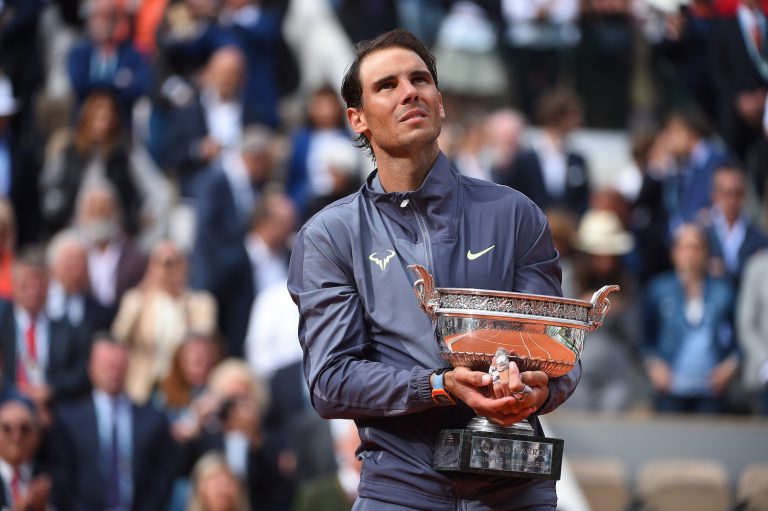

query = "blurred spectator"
[[0, 199, 16, 300], [653, 109, 729, 230], [0, 397, 56, 511], [738, 249, 768, 415], [304, 138, 364, 220], [285, 85, 357, 219], [335, 0, 399, 44], [432, 1, 508, 112], [218, 0, 284, 128], [245, 280, 302, 380], [0, 248, 90, 409], [52, 335, 174, 510], [453, 115, 492, 181], [0, 0, 43, 112], [40, 91, 143, 237], [67, 0, 152, 119], [0, 75, 41, 249], [190, 126, 276, 357], [643, 223, 738, 414], [186, 452, 250, 511], [500, 0, 579, 120], [74, 183, 146, 315], [702, 164, 768, 285], [292, 419, 361, 511], [566, 209, 642, 412], [282, 0, 355, 96], [189, 359, 296, 511], [712, 0, 768, 162], [576, 0, 634, 128], [484, 108, 526, 184], [502, 87, 591, 219], [165, 46, 257, 196], [112, 240, 217, 404], [46, 231, 113, 339]]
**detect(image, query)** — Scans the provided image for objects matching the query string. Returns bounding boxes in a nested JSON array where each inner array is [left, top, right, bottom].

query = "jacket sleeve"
[[287, 221, 435, 420], [512, 199, 580, 414]]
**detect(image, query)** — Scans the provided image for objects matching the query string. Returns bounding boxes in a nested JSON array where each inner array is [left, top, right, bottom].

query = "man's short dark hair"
[[341, 28, 439, 159]]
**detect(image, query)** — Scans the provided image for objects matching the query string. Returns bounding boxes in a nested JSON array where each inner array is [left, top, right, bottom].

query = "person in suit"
[[52, 334, 174, 511], [46, 231, 113, 339], [67, 0, 151, 119], [165, 46, 262, 196], [501, 87, 591, 220], [712, 0, 768, 161], [703, 164, 768, 286], [0, 397, 55, 511], [190, 126, 276, 357], [0, 248, 90, 411], [74, 182, 147, 318]]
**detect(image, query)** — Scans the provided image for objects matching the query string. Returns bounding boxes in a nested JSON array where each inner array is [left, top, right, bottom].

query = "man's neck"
[[376, 145, 440, 193]]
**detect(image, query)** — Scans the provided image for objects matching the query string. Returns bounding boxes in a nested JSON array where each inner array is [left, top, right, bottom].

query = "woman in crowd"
[[186, 453, 250, 511], [112, 240, 217, 404]]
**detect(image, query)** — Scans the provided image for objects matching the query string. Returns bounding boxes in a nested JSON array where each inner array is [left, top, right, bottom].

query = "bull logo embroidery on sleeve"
[[369, 250, 396, 271]]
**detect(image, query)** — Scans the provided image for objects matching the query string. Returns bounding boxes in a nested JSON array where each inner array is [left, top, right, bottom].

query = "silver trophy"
[[409, 264, 619, 480]]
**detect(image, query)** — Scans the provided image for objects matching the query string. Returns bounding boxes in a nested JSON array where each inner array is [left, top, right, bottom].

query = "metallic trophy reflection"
[[409, 264, 619, 480]]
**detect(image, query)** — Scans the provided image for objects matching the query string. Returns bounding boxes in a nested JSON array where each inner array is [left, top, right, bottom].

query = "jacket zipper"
[[410, 200, 434, 277]]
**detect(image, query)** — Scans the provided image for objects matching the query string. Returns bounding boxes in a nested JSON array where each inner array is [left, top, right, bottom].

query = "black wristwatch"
[[431, 368, 456, 405]]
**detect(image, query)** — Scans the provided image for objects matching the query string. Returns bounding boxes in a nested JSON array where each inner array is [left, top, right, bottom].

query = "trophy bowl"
[[409, 264, 619, 379], [409, 264, 620, 480]]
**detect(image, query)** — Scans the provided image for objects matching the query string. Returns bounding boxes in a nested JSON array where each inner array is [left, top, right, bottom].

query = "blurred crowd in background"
[[0, 0, 768, 509]]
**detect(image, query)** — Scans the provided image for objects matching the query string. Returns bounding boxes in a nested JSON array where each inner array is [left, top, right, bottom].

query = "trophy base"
[[433, 423, 564, 480]]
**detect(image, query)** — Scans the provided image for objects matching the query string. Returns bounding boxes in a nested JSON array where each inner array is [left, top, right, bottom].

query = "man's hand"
[[14, 474, 51, 511], [710, 357, 738, 395], [646, 358, 672, 392], [444, 366, 549, 427]]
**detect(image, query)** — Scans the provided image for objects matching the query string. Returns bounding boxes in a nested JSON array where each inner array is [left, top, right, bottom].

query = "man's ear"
[[347, 107, 368, 135], [438, 92, 445, 120]]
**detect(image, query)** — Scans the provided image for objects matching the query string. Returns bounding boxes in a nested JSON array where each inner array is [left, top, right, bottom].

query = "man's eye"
[[380, 82, 395, 90]]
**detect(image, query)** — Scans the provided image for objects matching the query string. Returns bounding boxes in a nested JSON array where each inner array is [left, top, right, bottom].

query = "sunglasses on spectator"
[[0, 422, 34, 436]]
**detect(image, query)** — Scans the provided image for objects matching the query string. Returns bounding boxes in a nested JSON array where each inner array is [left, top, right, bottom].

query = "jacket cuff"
[[413, 367, 434, 404]]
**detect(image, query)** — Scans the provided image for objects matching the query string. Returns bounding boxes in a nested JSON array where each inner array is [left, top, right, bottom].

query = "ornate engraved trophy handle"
[[587, 284, 621, 331], [408, 264, 440, 318]]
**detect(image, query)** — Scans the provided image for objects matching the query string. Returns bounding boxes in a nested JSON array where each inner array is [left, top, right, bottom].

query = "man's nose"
[[400, 80, 419, 103]]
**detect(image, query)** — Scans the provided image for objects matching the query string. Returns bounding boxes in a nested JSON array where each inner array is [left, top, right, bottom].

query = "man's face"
[[0, 402, 39, 466], [12, 264, 48, 316], [713, 170, 746, 222], [672, 226, 708, 276], [348, 47, 444, 159], [88, 341, 129, 396], [53, 242, 89, 293]]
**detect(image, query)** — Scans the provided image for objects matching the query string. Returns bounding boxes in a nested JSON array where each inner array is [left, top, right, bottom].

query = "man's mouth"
[[399, 108, 428, 122]]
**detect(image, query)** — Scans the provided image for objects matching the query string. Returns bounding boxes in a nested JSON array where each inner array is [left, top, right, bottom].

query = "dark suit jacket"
[[706, 220, 768, 285], [52, 396, 174, 511], [189, 170, 254, 356], [0, 306, 90, 401], [112, 238, 147, 309], [502, 149, 590, 219]]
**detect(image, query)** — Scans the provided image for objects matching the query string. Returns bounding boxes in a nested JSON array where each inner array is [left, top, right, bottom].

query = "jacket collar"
[[362, 152, 459, 242]]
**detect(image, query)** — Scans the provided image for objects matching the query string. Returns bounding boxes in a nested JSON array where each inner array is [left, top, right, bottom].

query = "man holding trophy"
[[288, 28, 590, 510]]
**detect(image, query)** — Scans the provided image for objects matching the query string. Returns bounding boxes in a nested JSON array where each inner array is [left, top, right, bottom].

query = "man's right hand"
[[444, 367, 539, 427]]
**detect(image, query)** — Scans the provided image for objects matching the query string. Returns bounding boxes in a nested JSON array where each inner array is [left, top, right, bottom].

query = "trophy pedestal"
[[433, 418, 563, 480]]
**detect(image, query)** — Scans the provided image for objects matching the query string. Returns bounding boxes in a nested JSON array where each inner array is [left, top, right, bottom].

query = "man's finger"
[[521, 370, 548, 388], [453, 366, 492, 387]]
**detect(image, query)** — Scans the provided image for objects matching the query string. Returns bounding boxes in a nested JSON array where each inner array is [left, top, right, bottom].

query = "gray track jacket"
[[287, 152, 581, 510]]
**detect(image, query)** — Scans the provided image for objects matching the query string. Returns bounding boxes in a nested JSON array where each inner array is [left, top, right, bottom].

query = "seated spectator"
[[643, 223, 738, 414], [702, 164, 768, 287], [651, 109, 729, 231], [165, 46, 261, 196], [564, 209, 643, 412], [186, 452, 250, 511], [46, 231, 113, 339], [112, 240, 217, 404], [738, 249, 768, 415], [188, 359, 296, 511], [0, 199, 16, 300], [190, 126, 278, 357], [52, 334, 174, 510], [0, 248, 90, 412], [286, 85, 358, 219], [292, 419, 360, 511], [484, 108, 526, 184], [67, 0, 151, 118], [40, 91, 142, 236], [502, 87, 590, 219], [0, 397, 58, 510], [74, 183, 147, 317]]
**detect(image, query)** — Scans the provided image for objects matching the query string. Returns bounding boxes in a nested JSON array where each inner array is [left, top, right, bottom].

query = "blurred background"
[[0, 0, 767, 510]]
